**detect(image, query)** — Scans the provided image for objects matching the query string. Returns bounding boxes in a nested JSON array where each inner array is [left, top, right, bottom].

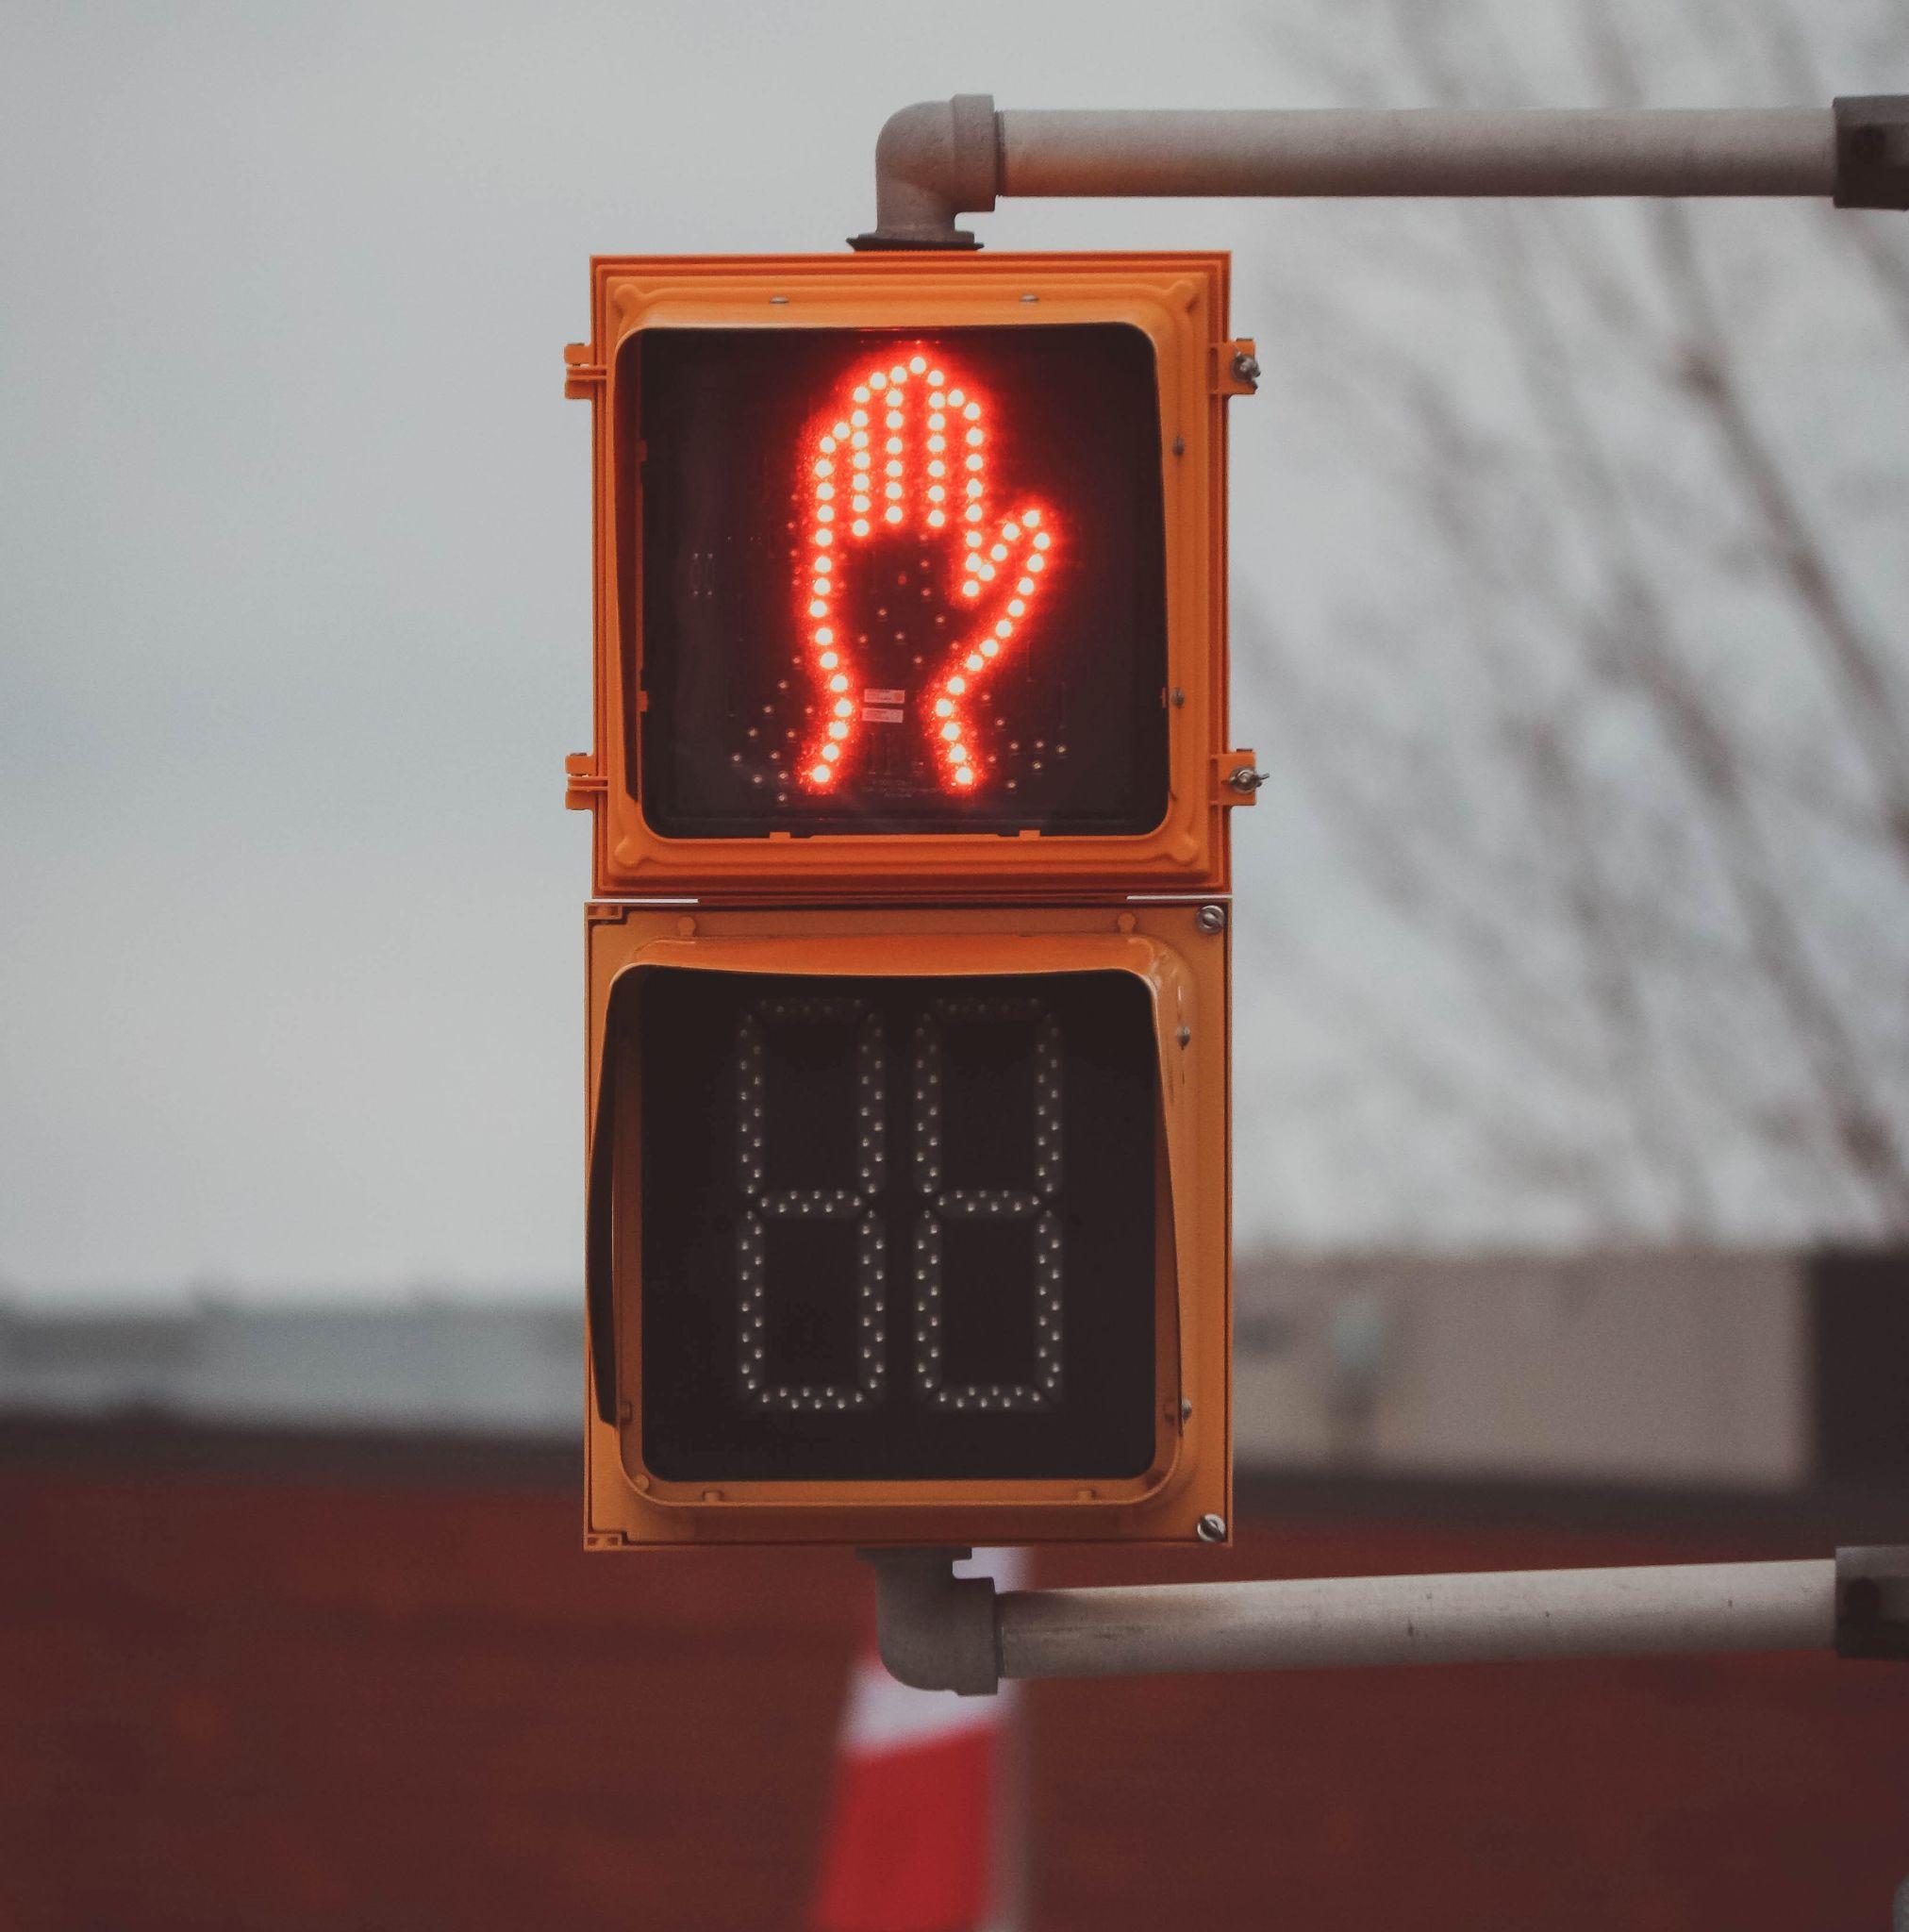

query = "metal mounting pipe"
[[850, 94, 1909, 249], [867, 1549, 1886, 1696]]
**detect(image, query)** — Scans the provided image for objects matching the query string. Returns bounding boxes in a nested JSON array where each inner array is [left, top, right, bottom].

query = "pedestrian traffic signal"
[[567, 255, 1253, 1547]]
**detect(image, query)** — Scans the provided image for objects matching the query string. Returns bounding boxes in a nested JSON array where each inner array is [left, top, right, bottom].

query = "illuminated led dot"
[[929, 391, 946, 408], [813, 555, 832, 573], [981, 638, 1000, 658], [1016, 576, 1033, 595], [927, 508, 946, 526], [1026, 551, 1043, 570], [963, 401, 981, 420], [813, 458, 833, 478], [1033, 531, 1051, 549], [965, 506, 982, 522], [908, 355, 927, 374], [926, 435, 946, 454], [811, 578, 829, 596], [822, 741, 840, 762], [947, 675, 966, 695], [885, 459, 903, 478], [927, 459, 946, 478], [819, 436, 837, 455], [966, 427, 984, 446], [965, 480, 983, 499], [965, 652, 983, 671], [814, 528, 833, 547], [940, 722, 960, 742], [817, 506, 835, 524], [954, 765, 974, 788], [1022, 508, 1041, 525], [851, 517, 870, 537], [978, 563, 995, 582], [886, 410, 904, 430], [828, 720, 849, 740], [964, 455, 984, 473], [829, 674, 849, 693], [927, 484, 946, 503], [814, 626, 834, 645], [885, 438, 903, 456], [889, 364, 908, 384], [949, 743, 969, 763], [1002, 522, 1021, 541], [989, 542, 1008, 561], [928, 413, 946, 432], [854, 386, 871, 403], [869, 372, 887, 391], [809, 763, 832, 784], [884, 505, 902, 524], [948, 388, 966, 406], [961, 579, 980, 597], [832, 420, 851, 440], [934, 697, 954, 718], [885, 482, 903, 500], [994, 620, 1012, 639], [808, 598, 828, 618], [816, 483, 835, 502], [819, 650, 838, 669], [852, 451, 871, 470]]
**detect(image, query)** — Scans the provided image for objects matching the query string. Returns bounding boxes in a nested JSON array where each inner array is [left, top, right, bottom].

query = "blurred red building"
[[2, 1418, 1905, 1932]]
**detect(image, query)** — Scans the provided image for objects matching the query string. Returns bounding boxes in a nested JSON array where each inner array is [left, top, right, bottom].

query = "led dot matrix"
[[801, 353, 1055, 798]]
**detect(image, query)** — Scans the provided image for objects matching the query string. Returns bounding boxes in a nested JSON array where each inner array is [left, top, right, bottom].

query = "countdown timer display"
[[635, 967, 1159, 1483], [630, 325, 1170, 838]]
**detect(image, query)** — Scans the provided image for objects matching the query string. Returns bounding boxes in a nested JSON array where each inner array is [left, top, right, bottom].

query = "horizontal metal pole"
[[996, 1559, 1836, 1682], [998, 107, 1834, 201], [869, 1549, 1851, 1693], [851, 94, 1908, 248]]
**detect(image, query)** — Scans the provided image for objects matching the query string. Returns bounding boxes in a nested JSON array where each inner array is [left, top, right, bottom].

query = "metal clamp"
[[1835, 1545, 1909, 1658], [1834, 96, 1909, 210]]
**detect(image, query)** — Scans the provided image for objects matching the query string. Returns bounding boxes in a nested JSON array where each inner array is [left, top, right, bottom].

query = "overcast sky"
[[3, 0, 1903, 1301]]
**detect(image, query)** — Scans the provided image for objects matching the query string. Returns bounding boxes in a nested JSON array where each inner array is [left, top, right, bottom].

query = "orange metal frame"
[[582, 902, 1232, 1549], [562, 252, 1253, 903]]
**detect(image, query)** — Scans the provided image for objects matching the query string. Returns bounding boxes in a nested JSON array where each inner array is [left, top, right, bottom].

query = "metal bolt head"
[[1179, 1397, 1194, 1422], [1227, 764, 1269, 794], [1231, 350, 1261, 384], [1196, 904, 1226, 934], [1196, 1513, 1227, 1543], [1176, 1024, 1191, 1048]]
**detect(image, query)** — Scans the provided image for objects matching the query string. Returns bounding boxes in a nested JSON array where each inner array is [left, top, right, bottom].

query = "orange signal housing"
[[562, 252, 1251, 903], [582, 901, 1232, 1550]]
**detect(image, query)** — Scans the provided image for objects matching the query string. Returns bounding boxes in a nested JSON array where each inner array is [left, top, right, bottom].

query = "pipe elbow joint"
[[869, 1549, 1003, 1695], [854, 94, 1000, 250]]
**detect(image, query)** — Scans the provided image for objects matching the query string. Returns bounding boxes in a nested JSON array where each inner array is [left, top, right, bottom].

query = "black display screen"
[[626, 325, 1169, 837], [631, 969, 1159, 1482]]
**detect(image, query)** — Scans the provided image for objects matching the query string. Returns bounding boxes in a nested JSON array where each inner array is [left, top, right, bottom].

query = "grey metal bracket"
[[1834, 95, 1909, 209], [1835, 1544, 1909, 1659]]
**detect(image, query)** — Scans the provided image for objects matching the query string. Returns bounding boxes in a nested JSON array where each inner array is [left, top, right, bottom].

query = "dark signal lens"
[[630, 968, 1159, 1482], [626, 325, 1169, 837]]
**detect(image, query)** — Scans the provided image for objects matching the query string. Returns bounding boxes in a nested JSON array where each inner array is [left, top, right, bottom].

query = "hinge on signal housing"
[[563, 342, 606, 400], [565, 751, 606, 811]]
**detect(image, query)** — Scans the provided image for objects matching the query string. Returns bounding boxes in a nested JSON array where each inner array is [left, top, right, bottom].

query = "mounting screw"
[[1231, 350, 1261, 385], [1196, 1513, 1227, 1543], [1196, 904, 1226, 934], [1227, 765, 1269, 795], [1170, 687, 1187, 708], [1180, 1397, 1194, 1422], [1177, 1024, 1191, 1047]]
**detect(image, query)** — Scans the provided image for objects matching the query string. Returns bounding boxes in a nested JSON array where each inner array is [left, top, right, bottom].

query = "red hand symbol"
[[798, 351, 1056, 795]]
